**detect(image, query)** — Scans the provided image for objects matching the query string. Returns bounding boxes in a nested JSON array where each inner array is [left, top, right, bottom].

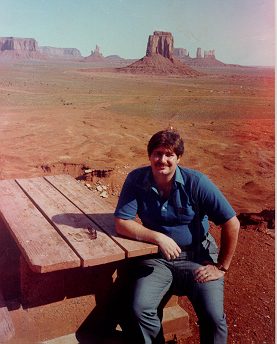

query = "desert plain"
[[0, 59, 274, 343]]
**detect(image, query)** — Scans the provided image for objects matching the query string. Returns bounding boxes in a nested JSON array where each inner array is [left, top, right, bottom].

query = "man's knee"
[[132, 297, 155, 320]]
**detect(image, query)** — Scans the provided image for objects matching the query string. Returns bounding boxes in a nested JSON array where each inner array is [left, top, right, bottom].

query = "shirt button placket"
[[161, 202, 167, 218]]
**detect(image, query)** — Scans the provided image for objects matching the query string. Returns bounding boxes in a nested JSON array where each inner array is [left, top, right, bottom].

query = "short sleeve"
[[196, 174, 236, 225], [114, 172, 138, 220]]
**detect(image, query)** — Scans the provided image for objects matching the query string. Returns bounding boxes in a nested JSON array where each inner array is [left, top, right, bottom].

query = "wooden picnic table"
[[0, 174, 159, 274], [0, 174, 191, 343]]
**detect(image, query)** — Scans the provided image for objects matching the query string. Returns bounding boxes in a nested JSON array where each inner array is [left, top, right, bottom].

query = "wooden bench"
[[0, 175, 190, 342]]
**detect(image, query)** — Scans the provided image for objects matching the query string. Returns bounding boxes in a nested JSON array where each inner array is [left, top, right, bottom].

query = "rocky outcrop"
[[84, 45, 105, 61], [238, 209, 275, 237], [196, 48, 202, 58], [0, 37, 45, 59], [0, 36, 85, 61], [204, 49, 215, 59], [118, 31, 200, 76], [174, 48, 189, 58], [38, 46, 82, 59], [146, 31, 174, 58], [174, 47, 226, 67], [0, 37, 38, 51], [118, 54, 201, 76]]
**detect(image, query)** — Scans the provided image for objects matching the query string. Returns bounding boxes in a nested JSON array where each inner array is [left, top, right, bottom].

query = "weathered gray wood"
[[0, 179, 80, 273], [16, 177, 125, 267], [45, 174, 159, 258], [0, 288, 15, 342]]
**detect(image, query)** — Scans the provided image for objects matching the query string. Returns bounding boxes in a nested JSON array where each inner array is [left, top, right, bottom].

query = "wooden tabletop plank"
[[16, 177, 125, 267], [0, 179, 80, 273], [45, 174, 159, 258]]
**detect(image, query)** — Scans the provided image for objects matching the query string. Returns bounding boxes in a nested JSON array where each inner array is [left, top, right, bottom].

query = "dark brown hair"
[[147, 129, 184, 157]]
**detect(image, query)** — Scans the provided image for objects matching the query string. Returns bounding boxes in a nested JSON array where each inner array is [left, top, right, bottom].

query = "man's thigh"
[[172, 259, 225, 319], [132, 257, 173, 310]]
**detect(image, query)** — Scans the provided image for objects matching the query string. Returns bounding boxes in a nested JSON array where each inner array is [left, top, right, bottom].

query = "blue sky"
[[0, 0, 274, 66]]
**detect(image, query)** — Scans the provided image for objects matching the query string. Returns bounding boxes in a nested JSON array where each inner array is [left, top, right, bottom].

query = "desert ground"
[[0, 59, 274, 343]]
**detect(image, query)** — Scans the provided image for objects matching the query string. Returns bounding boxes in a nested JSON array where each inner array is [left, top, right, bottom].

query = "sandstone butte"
[[0, 33, 228, 69], [117, 31, 202, 76]]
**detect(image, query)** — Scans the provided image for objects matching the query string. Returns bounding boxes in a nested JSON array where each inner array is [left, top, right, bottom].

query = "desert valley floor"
[[0, 59, 274, 343]]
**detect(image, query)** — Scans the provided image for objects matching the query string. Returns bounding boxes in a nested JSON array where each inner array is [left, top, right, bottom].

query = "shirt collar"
[[140, 165, 185, 192], [175, 166, 185, 185]]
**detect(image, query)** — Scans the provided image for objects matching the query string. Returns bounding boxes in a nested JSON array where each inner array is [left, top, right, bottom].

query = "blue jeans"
[[130, 251, 227, 344]]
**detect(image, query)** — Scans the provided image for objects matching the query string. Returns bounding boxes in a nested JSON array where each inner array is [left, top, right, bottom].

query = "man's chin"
[[155, 168, 168, 174]]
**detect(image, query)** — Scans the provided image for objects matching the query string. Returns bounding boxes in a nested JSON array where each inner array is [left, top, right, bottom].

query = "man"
[[114, 129, 240, 344]]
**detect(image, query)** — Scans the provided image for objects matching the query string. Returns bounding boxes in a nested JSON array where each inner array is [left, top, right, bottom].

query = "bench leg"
[[162, 295, 191, 342]]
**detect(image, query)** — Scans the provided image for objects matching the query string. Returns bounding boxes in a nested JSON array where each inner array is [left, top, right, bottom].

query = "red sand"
[[0, 59, 274, 343]]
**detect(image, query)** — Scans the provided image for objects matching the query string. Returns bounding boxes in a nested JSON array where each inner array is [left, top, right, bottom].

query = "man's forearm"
[[217, 216, 240, 270], [114, 217, 161, 244]]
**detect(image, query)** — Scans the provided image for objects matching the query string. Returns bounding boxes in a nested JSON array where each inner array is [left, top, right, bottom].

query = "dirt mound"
[[39, 162, 113, 182], [238, 209, 275, 236], [117, 54, 201, 76]]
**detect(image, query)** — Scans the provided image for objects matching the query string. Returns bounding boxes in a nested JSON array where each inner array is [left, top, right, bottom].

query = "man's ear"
[[177, 156, 181, 164]]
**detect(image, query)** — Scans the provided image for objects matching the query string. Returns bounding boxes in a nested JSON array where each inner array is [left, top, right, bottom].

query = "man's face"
[[149, 146, 180, 179]]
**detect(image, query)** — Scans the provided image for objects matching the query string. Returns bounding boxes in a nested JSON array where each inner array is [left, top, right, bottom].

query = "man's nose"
[[160, 154, 167, 163]]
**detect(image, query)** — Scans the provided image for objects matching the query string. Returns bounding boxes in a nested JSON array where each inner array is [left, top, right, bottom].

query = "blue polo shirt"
[[114, 166, 235, 248]]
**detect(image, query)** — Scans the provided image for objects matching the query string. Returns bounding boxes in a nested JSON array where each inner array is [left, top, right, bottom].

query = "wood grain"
[[16, 177, 125, 267], [0, 179, 80, 273], [45, 174, 159, 258]]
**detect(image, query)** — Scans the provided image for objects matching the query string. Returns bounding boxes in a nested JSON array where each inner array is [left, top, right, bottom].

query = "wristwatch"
[[216, 263, 228, 273]]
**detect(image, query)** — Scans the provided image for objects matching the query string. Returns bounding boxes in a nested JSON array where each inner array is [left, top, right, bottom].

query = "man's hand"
[[115, 218, 181, 260], [155, 233, 181, 260], [194, 264, 225, 283]]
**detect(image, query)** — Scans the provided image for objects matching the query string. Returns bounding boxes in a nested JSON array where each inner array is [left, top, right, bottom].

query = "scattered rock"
[[96, 185, 103, 192], [99, 191, 108, 198], [84, 182, 92, 189]]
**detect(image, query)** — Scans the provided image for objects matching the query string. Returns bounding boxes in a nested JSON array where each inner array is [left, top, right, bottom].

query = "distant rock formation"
[[84, 45, 105, 61], [38, 46, 82, 59], [105, 54, 124, 61], [118, 31, 200, 76], [196, 48, 202, 58], [146, 31, 174, 58], [174, 48, 189, 58], [204, 49, 215, 59], [0, 37, 38, 51], [0, 37, 82, 60], [173, 47, 225, 67], [0, 37, 44, 59]]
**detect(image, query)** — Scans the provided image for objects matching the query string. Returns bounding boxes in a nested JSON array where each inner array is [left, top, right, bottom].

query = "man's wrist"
[[216, 262, 228, 273]]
